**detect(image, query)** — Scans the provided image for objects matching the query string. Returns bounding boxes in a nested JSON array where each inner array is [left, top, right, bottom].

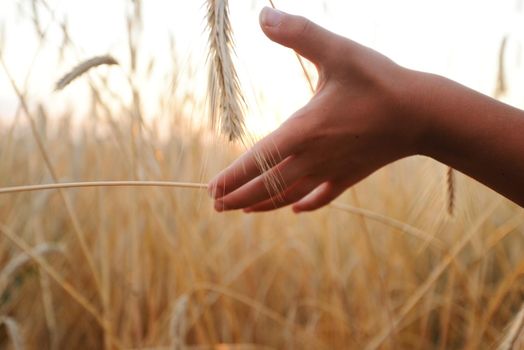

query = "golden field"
[[1, 1, 524, 349], [1, 85, 524, 350]]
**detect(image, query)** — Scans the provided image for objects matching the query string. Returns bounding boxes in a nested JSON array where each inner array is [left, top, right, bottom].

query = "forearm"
[[410, 71, 524, 206]]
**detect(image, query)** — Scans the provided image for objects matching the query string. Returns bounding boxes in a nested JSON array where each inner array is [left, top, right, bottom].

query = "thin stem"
[[267, 0, 315, 93], [0, 181, 208, 196], [330, 202, 444, 250]]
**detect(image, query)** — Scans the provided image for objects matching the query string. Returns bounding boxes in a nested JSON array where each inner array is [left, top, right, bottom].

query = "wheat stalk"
[[0, 181, 207, 195], [330, 202, 445, 250], [206, 0, 246, 141], [55, 55, 118, 90]]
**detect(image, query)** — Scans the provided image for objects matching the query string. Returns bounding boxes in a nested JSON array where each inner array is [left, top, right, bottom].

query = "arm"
[[410, 72, 524, 206], [208, 7, 524, 213]]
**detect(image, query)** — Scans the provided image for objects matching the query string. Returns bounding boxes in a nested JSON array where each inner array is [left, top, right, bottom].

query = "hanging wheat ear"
[[498, 303, 524, 350], [447, 167, 455, 216], [206, 0, 246, 141], [494, 36, 509, 99], [55, 55, 118, 91]]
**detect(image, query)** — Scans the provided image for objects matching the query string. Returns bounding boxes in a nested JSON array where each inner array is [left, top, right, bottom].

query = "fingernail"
[[208, 184, 222, 200], [260, 7, 284, 27]]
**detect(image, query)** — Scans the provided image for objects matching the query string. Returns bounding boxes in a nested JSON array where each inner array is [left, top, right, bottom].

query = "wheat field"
[[1, 1, 524, 349]]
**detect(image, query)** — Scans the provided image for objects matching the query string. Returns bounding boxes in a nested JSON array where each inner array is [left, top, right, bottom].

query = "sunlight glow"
[[1, 0, 523, 136]]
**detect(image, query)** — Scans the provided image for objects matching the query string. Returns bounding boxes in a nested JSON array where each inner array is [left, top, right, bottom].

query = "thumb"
[[259, 7, 337, 64]]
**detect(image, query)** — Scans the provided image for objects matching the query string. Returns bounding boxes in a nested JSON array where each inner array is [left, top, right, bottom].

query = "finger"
[[259, 7, 342, 64], [209, 118, 304, 199], [292, 181, 347, 213], [214, 156, 307, 211], [244, 176, 322, 213]]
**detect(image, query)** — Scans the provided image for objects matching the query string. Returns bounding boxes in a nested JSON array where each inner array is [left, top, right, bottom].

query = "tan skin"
[[208, 7, 524, 213]]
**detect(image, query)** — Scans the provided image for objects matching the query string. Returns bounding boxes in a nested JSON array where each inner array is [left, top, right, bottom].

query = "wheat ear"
[[206, 0, 246, 141], [0, 317, 24, 350], [494, 36, 509, 99], [446, 167, 455, 216], [498, 303, 524, 350], [0, 244, 64, 295], [55, 55, 118, 90]]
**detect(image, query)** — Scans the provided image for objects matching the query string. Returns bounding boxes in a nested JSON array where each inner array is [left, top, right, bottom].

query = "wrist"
[[394, 69, 453, 158], [383, 67, 438, 157], [400, 70, 505, 167]]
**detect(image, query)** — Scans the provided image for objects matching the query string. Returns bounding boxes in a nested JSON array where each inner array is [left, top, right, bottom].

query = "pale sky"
[[1, 0, 523, 134]]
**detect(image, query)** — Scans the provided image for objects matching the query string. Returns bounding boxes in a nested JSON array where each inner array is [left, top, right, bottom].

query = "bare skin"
[[208, 7, 524, 213]]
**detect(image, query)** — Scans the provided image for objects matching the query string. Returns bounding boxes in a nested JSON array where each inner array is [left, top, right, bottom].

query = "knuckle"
[[294, 16, 312, 40], [286, 110, 314, 136], [282, 15, 312, 42]]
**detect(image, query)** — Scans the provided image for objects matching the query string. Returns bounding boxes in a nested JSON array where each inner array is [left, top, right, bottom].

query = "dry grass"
[[0, 1, 524, 350], [2, 98, 524, 349]]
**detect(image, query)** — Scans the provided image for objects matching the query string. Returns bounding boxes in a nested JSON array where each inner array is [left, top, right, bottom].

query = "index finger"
[[208, 119, 304, 199]]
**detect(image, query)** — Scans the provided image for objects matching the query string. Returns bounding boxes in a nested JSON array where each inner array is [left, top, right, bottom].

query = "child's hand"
[[208, 7, 424, 213]]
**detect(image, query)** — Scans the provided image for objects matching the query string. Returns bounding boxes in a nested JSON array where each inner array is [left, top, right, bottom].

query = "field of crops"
[[1, 1, 524, 349]]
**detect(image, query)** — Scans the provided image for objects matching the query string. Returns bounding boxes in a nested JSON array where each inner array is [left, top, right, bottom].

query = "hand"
[[208, 7, 425, 213]]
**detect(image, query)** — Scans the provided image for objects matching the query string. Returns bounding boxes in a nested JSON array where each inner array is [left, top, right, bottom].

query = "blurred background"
[[1, 0, 523, 130], [0, 1, 524, 349]]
